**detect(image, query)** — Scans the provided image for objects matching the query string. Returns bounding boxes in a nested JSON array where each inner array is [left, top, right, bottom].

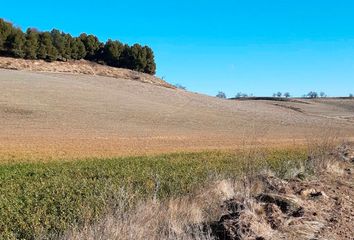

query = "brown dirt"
[[1, 61, 354, 159], [209, 145, 354, 240]]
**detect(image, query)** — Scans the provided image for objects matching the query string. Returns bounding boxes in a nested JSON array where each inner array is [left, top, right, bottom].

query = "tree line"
[[0, 19, 156, 74], [216, 91, 354, 99]]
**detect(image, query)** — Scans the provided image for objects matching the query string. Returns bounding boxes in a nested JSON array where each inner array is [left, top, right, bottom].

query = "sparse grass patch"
[[0, 148, 307, 239]]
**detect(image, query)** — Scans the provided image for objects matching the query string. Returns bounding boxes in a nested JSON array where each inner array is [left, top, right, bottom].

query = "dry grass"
[[63, 179, 245, 240], [0, 56, 173, 88], [64, 181, 227, 240]]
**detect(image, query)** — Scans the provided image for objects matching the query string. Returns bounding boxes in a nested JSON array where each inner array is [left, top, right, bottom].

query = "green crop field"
[[0, 148, 307, 240]]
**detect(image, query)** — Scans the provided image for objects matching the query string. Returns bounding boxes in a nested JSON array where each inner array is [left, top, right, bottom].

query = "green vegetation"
[[0, 19, 156, 74], [0, 148, 307, 239]]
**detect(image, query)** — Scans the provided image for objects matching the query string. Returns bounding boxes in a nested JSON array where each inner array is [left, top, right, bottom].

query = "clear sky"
[[1, 1, 354, 97]]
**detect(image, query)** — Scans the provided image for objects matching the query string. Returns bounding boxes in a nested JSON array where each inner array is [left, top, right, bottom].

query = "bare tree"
[[307, 91, 318, 98], [284, 92, 290, 98], [216, 91, 226, 99]]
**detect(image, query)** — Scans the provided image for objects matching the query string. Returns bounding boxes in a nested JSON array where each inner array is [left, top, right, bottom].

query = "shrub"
[[174, 83, 186, 90]]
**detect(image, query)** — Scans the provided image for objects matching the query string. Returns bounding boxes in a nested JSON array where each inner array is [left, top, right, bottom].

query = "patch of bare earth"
[[207, 144, 354, 240]]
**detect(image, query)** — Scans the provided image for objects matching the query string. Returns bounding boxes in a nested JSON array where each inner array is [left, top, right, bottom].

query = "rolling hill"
[[0, 60, 354, 158]]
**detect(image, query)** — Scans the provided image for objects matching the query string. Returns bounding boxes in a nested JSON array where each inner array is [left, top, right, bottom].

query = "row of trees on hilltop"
[[0, 19, 156, 74]]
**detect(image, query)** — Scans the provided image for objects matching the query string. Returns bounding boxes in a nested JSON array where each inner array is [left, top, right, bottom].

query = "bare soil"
[[204, 144, 354, 240], [0, 60, 354, 158]]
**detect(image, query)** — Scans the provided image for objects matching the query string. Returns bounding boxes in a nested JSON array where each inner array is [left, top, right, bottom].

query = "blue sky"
[[1, 1, 354, 97]]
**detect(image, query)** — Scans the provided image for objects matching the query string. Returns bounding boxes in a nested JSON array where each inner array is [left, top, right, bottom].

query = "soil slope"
[[1, 67, 354, 158]]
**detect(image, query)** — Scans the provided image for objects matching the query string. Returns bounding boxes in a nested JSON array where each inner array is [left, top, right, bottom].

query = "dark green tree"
[[51, 29, 65, 60], [62, 33, 73, 60], [130, 44, 147, 72], [24, 28, 39, 59], [69, 37, 79, 60], [70, 37, 86, 60], [79, 33, 101, 60], [76, 38, 86, 59], [144, 46, 156, 75], [6, 28, 26, 58], [119, 44, 133, 69], [37, 32, 57, 61], [102, 39, 123, 67], [0, 19, 14, 52], [95, 42, 105, 63]]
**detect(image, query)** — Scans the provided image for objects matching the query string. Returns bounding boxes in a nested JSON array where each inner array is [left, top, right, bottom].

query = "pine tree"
[[144, 46, 156, 75], [6, 28, 26, 58], [95, 42, 105, 63], [62, 33, 73, 61], [76, 38, 86, 59], [130, 44, 147, 72], [69, 37, 79, 59], [119, 44, 133, 69], [47, 45, 58, 62], [24, 28, 39, 59], [51, 29, 65, 60], [102, 40, 123, 67], [0, 19, 14, 52], [70, 37, 86, 60], [80, 33, 101, 60], [37, 32, 57, 61]]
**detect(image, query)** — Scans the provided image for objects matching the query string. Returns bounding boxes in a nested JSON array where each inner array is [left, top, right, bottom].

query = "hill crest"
[[0, 56, 174, 88]]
